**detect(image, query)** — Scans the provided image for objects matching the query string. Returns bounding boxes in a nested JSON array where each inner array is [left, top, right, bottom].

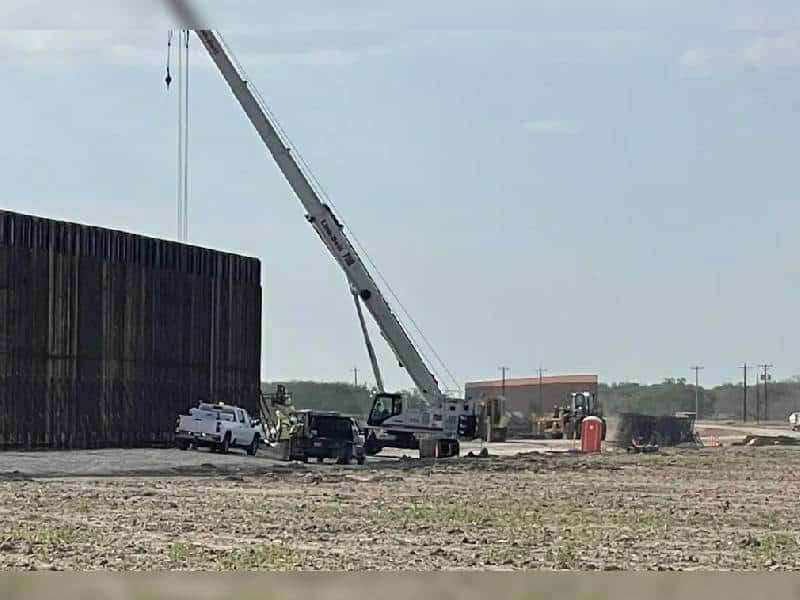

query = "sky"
[[1, 1, 798, 391]]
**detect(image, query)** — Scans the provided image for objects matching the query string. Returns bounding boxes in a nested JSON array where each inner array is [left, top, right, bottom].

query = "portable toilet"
[[581, 416, 603, 453]]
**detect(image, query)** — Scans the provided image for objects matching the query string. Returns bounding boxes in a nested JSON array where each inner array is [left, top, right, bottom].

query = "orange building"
[[465, 374, 599, 417]]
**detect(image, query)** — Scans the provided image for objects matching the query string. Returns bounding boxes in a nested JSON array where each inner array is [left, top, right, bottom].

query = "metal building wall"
[[0, 210, 262, 449], [465, 376, 599, 418]]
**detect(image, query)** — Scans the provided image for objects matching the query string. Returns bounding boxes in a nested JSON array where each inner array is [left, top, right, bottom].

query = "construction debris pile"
[[613, 413, 697, 447]]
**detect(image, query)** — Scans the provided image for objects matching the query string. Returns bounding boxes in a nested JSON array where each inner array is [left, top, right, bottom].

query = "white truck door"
[[236, 409, 255, 445]]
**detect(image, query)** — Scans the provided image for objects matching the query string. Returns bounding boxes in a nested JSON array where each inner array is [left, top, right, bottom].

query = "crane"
[[165, 14, 476, 457]]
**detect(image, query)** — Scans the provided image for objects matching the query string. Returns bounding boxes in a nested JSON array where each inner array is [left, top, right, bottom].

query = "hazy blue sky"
[[1, 1, 798, 391]]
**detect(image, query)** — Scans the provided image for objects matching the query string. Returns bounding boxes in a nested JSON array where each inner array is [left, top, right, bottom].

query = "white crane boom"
[[191, 30, 444, 403]]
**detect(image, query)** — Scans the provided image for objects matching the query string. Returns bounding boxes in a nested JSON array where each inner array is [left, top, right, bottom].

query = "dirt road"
[[1, 444, 800, 571], [0, 439, 575, 478]]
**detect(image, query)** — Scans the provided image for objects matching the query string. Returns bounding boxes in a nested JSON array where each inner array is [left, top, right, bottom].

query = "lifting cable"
[[167, 30, 190, 242], [176, 30, 184, 241], [183, 30, 190, 242]]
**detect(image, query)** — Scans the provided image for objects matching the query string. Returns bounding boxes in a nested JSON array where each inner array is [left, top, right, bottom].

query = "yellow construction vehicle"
[[259, 384, 301, 444], [533, 392, 606, 439]]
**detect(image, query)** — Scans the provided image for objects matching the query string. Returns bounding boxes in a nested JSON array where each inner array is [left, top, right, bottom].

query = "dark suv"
[[292, 411, 366, 465]]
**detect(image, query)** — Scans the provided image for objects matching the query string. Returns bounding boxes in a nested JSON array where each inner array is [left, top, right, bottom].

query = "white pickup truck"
[[175, 403, 263, 455], [789, 412, 800, 431]]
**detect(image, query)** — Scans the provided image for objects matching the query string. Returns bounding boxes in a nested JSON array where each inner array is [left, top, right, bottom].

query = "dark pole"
[[353, 366, 358, 388], [759, 364, 773, 421], [498, 366, 509, 397], [690, 366, 704, 420], [742, 363, 749, 423], [756, 379, 760, 424], [538, 366, 547, 412]]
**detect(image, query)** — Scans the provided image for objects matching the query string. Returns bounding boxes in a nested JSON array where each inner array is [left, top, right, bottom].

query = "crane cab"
[[365, 392, 477, 457], [365, 392, 423, 454], [367, 393, 404, 427]]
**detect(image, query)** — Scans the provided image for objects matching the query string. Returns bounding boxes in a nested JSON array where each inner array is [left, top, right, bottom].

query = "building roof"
[[466, 374, 598, 389]]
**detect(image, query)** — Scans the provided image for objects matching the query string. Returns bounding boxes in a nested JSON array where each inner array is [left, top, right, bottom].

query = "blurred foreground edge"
[[1, 573, 798, 600]]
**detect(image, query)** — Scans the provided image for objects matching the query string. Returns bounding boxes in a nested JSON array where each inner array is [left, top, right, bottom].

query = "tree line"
[[600, 377, 800, 420], [264, 377, 800, 421]]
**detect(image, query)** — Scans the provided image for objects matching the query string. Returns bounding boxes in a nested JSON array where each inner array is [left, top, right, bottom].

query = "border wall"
[[0, 210, 262, 449]]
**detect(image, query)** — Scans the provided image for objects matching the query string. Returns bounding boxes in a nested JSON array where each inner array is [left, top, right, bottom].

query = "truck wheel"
[[247, 435, 260, 456], [176, 439, 190, 451], [219, 434, 230, 454], [336, 447, 353, 465]]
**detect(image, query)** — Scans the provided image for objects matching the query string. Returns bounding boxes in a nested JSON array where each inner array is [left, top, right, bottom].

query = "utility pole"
[[538, 365, 547, 415], [756, 379, 760, 424], [759, 364, 773, 421], [742, 363, 751, 423], [353, 366, 359, 388], [498, 366, 509, 397], [690, 366, 704, 420]]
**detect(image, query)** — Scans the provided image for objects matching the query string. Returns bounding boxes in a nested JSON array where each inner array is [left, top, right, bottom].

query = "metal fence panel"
[[0, 211, 262, 449]]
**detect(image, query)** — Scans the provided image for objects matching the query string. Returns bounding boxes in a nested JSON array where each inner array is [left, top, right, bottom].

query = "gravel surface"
[[1, 444, 799, 571]]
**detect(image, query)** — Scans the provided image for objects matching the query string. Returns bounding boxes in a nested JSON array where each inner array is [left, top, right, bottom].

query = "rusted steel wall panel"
[[0, 210, 262, 450]]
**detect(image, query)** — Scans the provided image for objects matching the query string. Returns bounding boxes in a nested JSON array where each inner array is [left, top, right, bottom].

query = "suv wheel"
[[364, 433, 382, 456], [336, 447, 353, 465]]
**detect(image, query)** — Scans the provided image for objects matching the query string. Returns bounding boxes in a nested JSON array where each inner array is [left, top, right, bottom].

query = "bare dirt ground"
[[1, 439, 800, 571]]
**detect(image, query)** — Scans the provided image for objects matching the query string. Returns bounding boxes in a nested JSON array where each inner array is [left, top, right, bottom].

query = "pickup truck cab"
[[175, 403, 262, 455]]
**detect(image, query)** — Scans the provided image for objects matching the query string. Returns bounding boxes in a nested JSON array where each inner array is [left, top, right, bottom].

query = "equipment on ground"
[[175, 402, 262, 455], [615, 412, 696, 447], [259, 385, 367, 464], [168, 15, 477, 458], [259, 384, 299, 444]]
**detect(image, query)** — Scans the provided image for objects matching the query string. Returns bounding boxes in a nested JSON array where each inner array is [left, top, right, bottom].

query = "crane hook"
[[165, 30, 174, 89]]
